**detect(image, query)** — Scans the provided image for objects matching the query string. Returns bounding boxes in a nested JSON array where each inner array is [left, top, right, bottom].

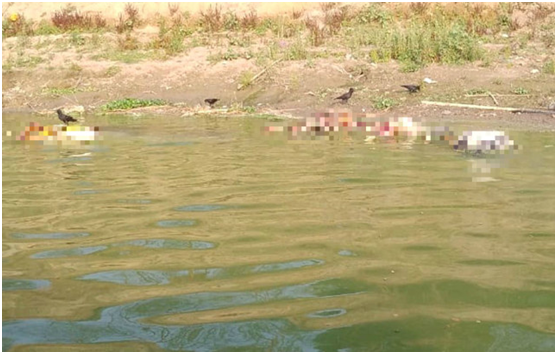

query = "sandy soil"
[[1, 2, 555, 130]]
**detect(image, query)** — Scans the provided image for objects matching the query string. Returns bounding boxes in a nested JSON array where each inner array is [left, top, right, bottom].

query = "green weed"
[[373, 96, 396, 110], [238, 70, 255, 89], [543, 59, 555, 75], [92, 50, 164, 64], [513, 87, 529, 95], [466, 88, 488, 95], [101, 98, 167, 111], [105, 66, 121, 77]]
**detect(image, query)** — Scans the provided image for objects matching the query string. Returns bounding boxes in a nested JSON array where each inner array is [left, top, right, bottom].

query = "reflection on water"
[[79, 259, 325, 286], [3, 279, 51, 291], [2, 114, 554, 351], [11, 232, 90, 239]]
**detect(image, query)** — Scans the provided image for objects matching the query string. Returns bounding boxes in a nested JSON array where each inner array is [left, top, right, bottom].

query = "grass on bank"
[[101, 98, 167, 111]]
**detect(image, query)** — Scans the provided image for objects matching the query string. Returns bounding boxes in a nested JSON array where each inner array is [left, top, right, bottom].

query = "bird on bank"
[[56, 109, 78, 125], [335, 88, 355, 104], [401, 84, 421, 93], [204, 98, 219, 108]]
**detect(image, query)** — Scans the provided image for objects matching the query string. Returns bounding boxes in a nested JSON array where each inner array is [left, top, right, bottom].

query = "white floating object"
[[473, 177, 500, 183]]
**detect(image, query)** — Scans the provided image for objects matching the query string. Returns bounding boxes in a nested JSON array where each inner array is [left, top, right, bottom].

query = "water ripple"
[[79, 259, 325, 286], [307, 308, 347, 318], [11, 232, 90, 240], [3, 279, 51, 291], [31, 246, 108, 259], [174, 204, 231, 212], [156, 219, 198, 228]]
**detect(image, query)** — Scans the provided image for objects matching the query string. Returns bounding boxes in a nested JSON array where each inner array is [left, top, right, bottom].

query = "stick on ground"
[[421, 101, 555, 115], [237, 58, 283, 90]]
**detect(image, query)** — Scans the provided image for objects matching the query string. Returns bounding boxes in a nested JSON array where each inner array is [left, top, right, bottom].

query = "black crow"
[[56, 109, 78, 125], [335, 88, 354, 104], [204, 98, 219, 108], [401, 84, 421, 93]]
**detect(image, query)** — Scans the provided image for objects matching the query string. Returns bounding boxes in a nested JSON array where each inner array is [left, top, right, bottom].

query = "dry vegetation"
[[3, 3, 554, 68]]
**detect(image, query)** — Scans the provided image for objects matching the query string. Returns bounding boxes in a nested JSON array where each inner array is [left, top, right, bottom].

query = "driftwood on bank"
[[421, 101, 555, 115]]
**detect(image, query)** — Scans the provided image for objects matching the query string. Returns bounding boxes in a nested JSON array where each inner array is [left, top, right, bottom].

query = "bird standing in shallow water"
[[56, 109, 78, 125], [401, 85, 421, 93], [335, 88, 355, 104], [204, 98, 219, 108]]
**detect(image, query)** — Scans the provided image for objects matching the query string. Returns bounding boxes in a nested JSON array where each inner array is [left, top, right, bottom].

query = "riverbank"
[[2, 2, 555, 130]]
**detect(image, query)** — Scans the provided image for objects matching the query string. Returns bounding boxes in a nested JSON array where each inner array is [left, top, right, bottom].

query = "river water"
[[2, 114, 554, 351]]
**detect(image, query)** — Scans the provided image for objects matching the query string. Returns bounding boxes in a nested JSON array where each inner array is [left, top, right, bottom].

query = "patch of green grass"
[[150, 17, 190, 55], [34, 21, 61, 35], [305, 58, 316, 69], [356, 3, 393, 28], [227, 33, 253, 47], [4, 54, 44, 68], [41, 86, 96, 97], [222, 48, 239, 61], [255, 17, 302, 39], [15, 35, 31, 49], [399, 60, 422, 73], [542, 59, 554, 75], [284, 37, 309, 60], [2, 63, 13, 72], [466, 88, 488, 95], [238, 70, 255, 89], [105, 66, 121, 77], [92, 50, 164, 64], [345, 11, 485, 67], [512, 87, 529, 95], [373, 96, 396, 110], [101, 98, 167, 111], [242, 105, 257, 113], [69, 32, 85, 46], [68, 62, 83, 72]]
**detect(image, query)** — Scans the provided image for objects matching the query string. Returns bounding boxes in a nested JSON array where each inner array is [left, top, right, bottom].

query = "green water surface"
[[2, 114, 554, 351]]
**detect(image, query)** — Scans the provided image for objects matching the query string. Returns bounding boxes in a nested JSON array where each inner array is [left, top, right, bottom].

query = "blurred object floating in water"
[[263, 110, 518, 154], [15, 122, 102, 146], [453, 131, 518, 152]]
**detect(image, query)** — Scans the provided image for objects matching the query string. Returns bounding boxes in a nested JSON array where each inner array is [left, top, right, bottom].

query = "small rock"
[[531, 69, 540, 74], [501, 33, 509, 38], [390, 270, 395, 274], [442, 110, 451, 115], [423, 78, 437, 84], [548, 102, 555, 110]]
